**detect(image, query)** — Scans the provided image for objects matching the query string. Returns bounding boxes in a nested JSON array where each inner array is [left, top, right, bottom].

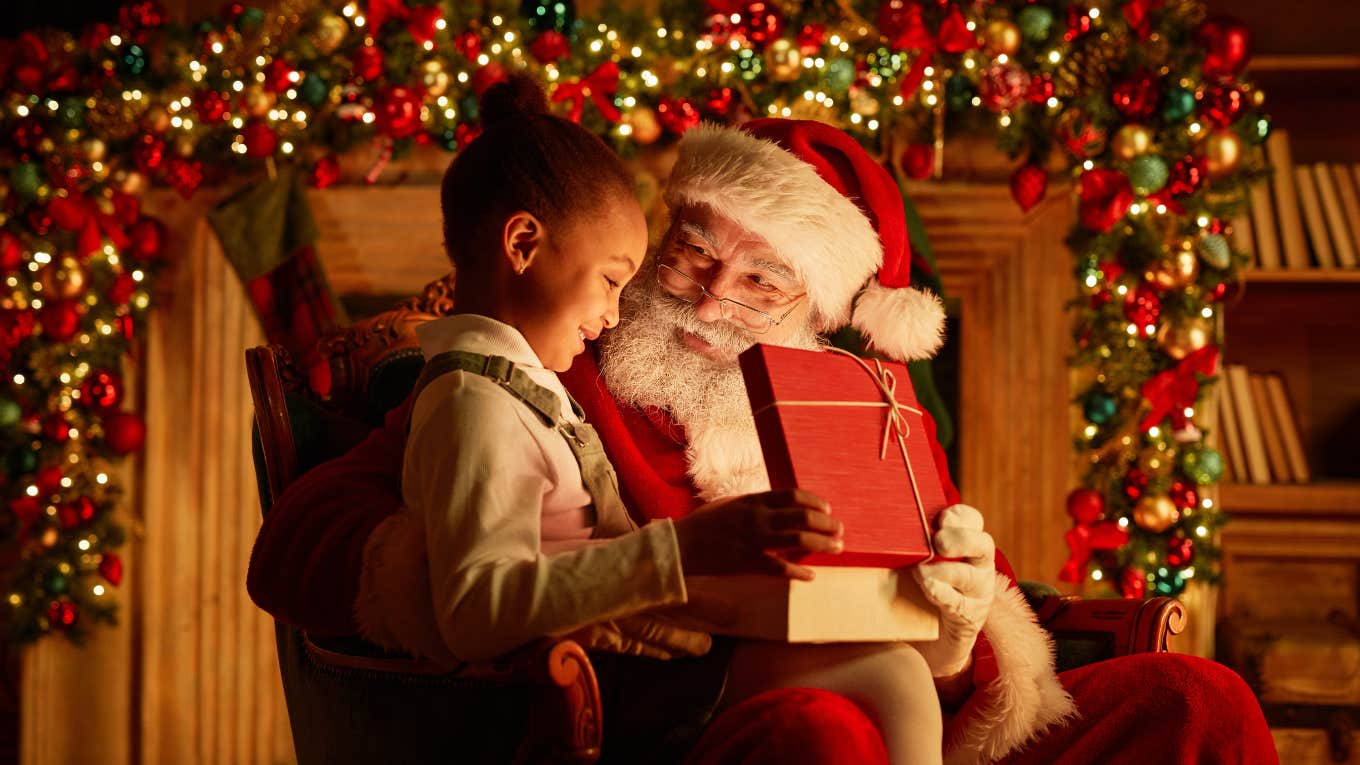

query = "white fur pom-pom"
[[851, 280, 947, 362]]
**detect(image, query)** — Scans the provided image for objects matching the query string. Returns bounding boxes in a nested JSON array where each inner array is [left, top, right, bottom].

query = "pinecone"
[[1055, 28, 1130, 99]]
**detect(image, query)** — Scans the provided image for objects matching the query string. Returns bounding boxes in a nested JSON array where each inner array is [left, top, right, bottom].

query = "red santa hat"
[[662, 118, 946, 361]]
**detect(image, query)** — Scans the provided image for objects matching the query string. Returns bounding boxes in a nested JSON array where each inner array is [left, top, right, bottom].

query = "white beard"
[[598, 265, 822, 501]]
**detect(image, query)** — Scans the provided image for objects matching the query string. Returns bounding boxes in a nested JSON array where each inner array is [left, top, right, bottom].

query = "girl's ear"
[[501, 211, 545, 274]]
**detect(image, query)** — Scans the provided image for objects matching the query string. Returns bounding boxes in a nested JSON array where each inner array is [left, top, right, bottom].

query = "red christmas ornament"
[[1010, 164, 1048, 212], [165, 157, 204, 199], [737, 0, 785, 51], [1198, 84, 1244, 128], [36, 465, 64, 495], [658, 95, 701, 135], [193, 90, 230, 123], [47, 600, 79, 629], [1079, 169, 1134, 233], [108, 273, 136, 306], [1123, 467, 1149, 501], [877, 0, 931, 50], [0, 232, 24, 274], [1027, 74, 1056, 104], [1119, 567, 1147, 599], [937, 7, 979, 53], [263, 59, 296, 94], [529, 30, 570, 63], [47, 196, 87, 233], [1167, 536, 1195, 567], [352, 45, 384, 81], [311, 155, 341, 189], [470, 62, 509, 97], [1196, 16, 1251, 79], [1123, 284, 1162, 326], [99, 552, 123, 586], [9, 33, 49, 92], [114, 314, 135, 340], [119, 1, 167, 35], [132, 133, 166, 173], [406, 5, 443, 46], [43, 415, 70, 443], [1168, 480, 1199, 511], [899, 143, 934, 180], [241, 121, 278, 158], [374, 86, 424, 139], [103, 411, 146, 455], [454, 30, 482, 62], [39, 299, 81, 343], [1112, 69, 1159, 121], [978, 61, 1029, 112], [128, 216, 166, 261], [796, 23, 826, 55], [1065, 6, 1093, 42], [1066, 488, 1105, 525], [57, 503, 82, 530], [1166, 157, 1206, 197], [703, 87, 735, 118], [72, 496, 96, 524], [81, 370, 123, 411]]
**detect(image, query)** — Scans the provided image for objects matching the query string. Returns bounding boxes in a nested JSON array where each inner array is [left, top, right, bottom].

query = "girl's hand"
[[674, 488, 843, 581]]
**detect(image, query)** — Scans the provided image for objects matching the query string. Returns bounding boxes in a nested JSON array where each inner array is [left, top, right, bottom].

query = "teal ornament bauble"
[[299, 74, 329, 107], [1181, 446, 1225, 485], [119, 44, 148, 77], [1163, 86, 1195, 121], [8, 447, 39, 476], [10, 163, 43, 199], [825, 58, 856, 94], [56, 98, 86, 131], [0, 397, 21, 428], [945, 73, 975, 111], [736, 48, 763, 81], [1153, 566, 1187, 596], [1198, 234, 1232, 269], [1084, 391, 1118, 425], [866, 47, 903, 78], [1017, 6, 1055, 43], [1129, 154, 1170, 196], [235, 6, 267, 30], [44, 570, 68, 595], [1251, 116, 1271, 144], [521, 0, 575, 35]]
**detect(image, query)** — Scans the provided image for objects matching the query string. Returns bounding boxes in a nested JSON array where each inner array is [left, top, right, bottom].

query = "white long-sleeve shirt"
[[401, 314, 687, 662]]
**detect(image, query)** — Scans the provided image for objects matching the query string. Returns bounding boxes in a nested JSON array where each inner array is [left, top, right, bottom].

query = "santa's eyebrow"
[[677, 221, 716, 247], [750, 258, 796, 281]]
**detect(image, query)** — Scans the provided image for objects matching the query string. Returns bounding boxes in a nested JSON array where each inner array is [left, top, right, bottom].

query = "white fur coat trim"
[[664, 123, 882, 332], [945, 574, 1078, 764]]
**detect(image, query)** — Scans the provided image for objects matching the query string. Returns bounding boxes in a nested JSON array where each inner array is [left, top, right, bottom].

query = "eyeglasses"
[[657, 262, 804, 334]]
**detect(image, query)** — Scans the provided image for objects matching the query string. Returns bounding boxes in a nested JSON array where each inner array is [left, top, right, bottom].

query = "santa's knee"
[[688, 688, 888, 765], [1102, 653, 1258, 724]]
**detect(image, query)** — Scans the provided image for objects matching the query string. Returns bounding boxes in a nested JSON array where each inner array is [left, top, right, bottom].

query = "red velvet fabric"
[[685, 688, 890, 765]]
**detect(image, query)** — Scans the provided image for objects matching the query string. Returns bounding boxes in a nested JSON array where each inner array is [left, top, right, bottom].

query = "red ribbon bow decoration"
[[1139, 346, 1220, 432], [551, 61, 622, 124], [1078, 168, 1134, 233], [897, 6, 980, 99], [1059, 520, 1129, 584]]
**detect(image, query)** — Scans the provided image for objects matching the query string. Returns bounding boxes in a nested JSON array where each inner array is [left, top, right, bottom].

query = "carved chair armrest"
[[1033, 595, 1187, 658], [301, 633, 601, 764]]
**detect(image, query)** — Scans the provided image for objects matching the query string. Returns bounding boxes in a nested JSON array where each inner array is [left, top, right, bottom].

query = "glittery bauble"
[[299, 74, 329, 107], [352, 45, 384, 82], [242, 84, 276, 118], [1196, 16, 1251, 79], [1017, 5, 1055, 42], [529, 30, 569, 63], [1133, 495, 1179, 533], [194, 90, 230, 124], [1057, 110, 1107, 159], [1163, 86, 1196, 121], [420, 60, 450, 98], [39, 299, 81, 343], [1201, 129, 1243, 178], [37, 255, 86, 299], [374, 86, 424, 140], [824, 58, 856, 94], [1124, 285, 1162, 326], [312, 13, 347, 54], [47, 599, 78, 629], [1198, 233, 1232, 269], [1180, 446, 1224, 485], [764, 39, 802, 82], [1066, 487, 1105, 524], [1129, 155, 1170, 196], [1145, 240, 1200, 289], [657, 96, 701, 135], [100, 552, 123, 586], [103, 411, 146, 455], [737, 0, 784, 51], [1168, 481, 1199, 511], [1167, 536, 1195, 567], [1156, 314, 1211, 360], [81, 370, 123, 411], [623, 107, 662, 145], [1111, 123, 1153, 161], [978, 61, 1029, 112], [983, 19, 1021, 55], [1166, 157, 1205, 197], [1112, 70, 1159, 121], [243, 123, 279, 158], [1083, 391, 1118, 425], [1199, 85, 1244, 129]]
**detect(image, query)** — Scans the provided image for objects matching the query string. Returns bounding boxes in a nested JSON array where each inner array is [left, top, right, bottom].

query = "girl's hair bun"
[[479, 73, 550, 127]]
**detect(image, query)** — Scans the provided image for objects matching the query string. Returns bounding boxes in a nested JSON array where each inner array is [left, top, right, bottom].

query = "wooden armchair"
[[246, 275, 1184, 763]]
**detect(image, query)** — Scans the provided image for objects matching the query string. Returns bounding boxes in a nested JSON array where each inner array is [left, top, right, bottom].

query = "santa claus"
[[249, 118, 1276, 764]]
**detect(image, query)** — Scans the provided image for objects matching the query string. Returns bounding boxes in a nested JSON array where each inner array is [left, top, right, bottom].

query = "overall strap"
[[412, 350, 638, 539]]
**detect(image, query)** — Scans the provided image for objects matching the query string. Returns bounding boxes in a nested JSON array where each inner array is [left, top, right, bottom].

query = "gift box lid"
[[740, 343, 951, 568]]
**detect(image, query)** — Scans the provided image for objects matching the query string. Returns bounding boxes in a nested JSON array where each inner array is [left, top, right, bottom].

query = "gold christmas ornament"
[[1156, 314, 1212, 360], [765, 38, 802, 82], [313, 13, 348, 55], [420, 60, 450, 98], [1133, 495, 1179, 533], [243, 84, 276, 118], [1201, 129, 1243, 178], [983, 20, 1022, 56], [1112, 123, 1153, 160], [38, 255, 87, 300], [623, 106, 662, 145], [1144, 239, 1200, 289], [80, 137, 107, 164], [142, 104, 171, 134]]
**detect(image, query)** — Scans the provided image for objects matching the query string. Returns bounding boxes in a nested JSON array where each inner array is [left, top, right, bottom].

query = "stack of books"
[[1217, 365, 1311, 485], [1236, 129, 1360, 270]]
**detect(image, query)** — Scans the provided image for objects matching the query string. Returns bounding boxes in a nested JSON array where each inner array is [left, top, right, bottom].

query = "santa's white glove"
[[911, 504, 997, 678]]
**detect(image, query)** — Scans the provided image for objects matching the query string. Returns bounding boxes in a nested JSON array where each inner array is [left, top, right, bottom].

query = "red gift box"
[[739, 343, 952, 568]]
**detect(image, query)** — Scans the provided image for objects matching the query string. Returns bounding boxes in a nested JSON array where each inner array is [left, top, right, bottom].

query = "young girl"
[[399, 74, 941, 764]]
